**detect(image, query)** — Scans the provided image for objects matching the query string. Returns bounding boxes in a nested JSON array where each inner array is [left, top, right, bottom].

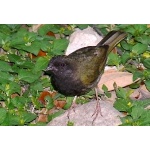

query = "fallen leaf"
[[29, 50, 47, 59], [38, 91, 56, 104], [11, 93, 19, 98], [98, 70, 139, 91], [54, 100, 66, 109], [37, 114, 48, 122], [46, 31, 55, 37]]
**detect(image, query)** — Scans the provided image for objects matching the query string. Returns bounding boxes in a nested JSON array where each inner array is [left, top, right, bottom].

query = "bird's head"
[[44, 55, 74, 76]]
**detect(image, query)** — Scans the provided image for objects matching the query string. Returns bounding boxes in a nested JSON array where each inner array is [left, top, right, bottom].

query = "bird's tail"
[[97, 31, 127, 53]]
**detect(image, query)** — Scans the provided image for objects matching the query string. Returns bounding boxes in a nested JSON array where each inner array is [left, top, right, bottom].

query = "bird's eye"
[[60, 63, 66, 67]]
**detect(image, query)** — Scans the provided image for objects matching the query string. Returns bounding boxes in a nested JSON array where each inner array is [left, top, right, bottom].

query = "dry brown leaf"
[[37, 114, 48, 122], [38, 91, 56, 104], [54, 100, 66, 109], [98, 70, 138, 91]]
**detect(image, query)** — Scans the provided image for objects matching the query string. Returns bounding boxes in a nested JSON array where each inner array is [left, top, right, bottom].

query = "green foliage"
[[114, 87, 150, 125], [0, 24, 73, 125], [1, 24, 150, 126]]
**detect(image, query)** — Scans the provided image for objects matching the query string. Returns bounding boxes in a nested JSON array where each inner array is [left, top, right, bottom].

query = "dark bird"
[[45, 30, 127, 123]]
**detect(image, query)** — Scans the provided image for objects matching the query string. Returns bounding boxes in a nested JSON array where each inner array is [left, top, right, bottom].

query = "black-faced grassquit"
[[45, 30, 127, 123]]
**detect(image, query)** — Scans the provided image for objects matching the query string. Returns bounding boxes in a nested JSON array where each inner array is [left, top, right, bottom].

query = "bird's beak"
[[45, 65, 52, 72]]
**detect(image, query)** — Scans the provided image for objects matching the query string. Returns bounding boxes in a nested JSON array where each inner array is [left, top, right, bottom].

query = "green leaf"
[[24, 41, 41, 55], [121, 52, 130, 64], [19, 60, 34, 69], [120, 41, 132, 51], [11, 97, 27, 109], [0, 24, 11, 34], [133, 71, 143, 81], [133, 24, 147, 33], [143, 58, 150, 69], [2, 113, 20, 126], [30, 82, 43, 91], [0, 60, 13, 72], [145, 80, 150, 91], [21, 111, 37, 123], [133, 98, 150, 107], [132, 43, 147, 55], [135, 35, 150, 45], [0, 72, 14, 83], [76, 24, 89, 29], [63, 97, 73, 110], [0, 108, 7, 124], [18, 69, 40, 83], [102, 84, 111, 98], [115, 87, 127, 99], [9, 82, 21, 95], [52, 39, 69, 55], [7, 54, 21, 63], [46, 96, 55, 109], [131, 106, 144, 120], [33, 57, 49, 72], [113, 98, 132, 112], [38, 24, 60, 35], [107, 53, 121, 66]]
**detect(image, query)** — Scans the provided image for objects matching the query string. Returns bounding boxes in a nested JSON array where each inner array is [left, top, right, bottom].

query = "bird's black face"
[[45, 56, 73, 76]]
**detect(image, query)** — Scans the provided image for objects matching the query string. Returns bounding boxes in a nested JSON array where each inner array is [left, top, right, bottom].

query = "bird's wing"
[[68, 45, 108, 86]]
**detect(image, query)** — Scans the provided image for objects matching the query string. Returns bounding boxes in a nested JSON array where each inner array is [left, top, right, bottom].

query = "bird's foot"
[[92, 97, 103, 125]]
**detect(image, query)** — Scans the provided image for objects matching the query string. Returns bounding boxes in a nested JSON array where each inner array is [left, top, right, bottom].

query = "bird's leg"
[[67, 95, 77, 119], [92, 88, 103, 124]]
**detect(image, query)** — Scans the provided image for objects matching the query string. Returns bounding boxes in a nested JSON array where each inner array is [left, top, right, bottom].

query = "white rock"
[[47, 100, 124, 126], [65, 26, 102, 55]]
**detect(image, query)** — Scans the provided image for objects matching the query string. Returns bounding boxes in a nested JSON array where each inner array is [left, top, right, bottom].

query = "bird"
[[45, 30, 127, 123]]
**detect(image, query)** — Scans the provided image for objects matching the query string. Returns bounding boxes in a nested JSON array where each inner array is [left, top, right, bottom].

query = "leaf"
[[76, 24, 89, 29], [38, 24, 60, 36], [107, 53, 121, 66], [48, 110, 65, 122], [9, 82, 21, 95], [2, 113, 20, 126], [7, 54, 21, 63], [18, 69, 41, 83], [24, 41, 41, 55], [130, 106, 144, 120], [135, 35, 150, 45], [63, 97, 73, 110], [132, 43, 147, 55], [133, 98, 150, 107], [54, 100, 66, 109], [38, 91, 52, 104], [33, 57, 49, 72], [121, 52, 130, 64], [30, 82, 43, 92], [0, 72, 14, 84], [0, 108, 7, 124], [102, 84, 111, 98], [143, 58, 150, 69], [113, 98, 132, 112], [52, 39, 69, 55], [133, 24, 147, 33], [0, 24, 11, 34], [98, 71, 134, 91], [120, 41, 132, 51], [0, 60, 13, 72], [11, 97, 27, 109], [145, 80, 150, 91], [115, 87, 127, 99], [133, 71, 143, 81], [21, 111, 37, 123]]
